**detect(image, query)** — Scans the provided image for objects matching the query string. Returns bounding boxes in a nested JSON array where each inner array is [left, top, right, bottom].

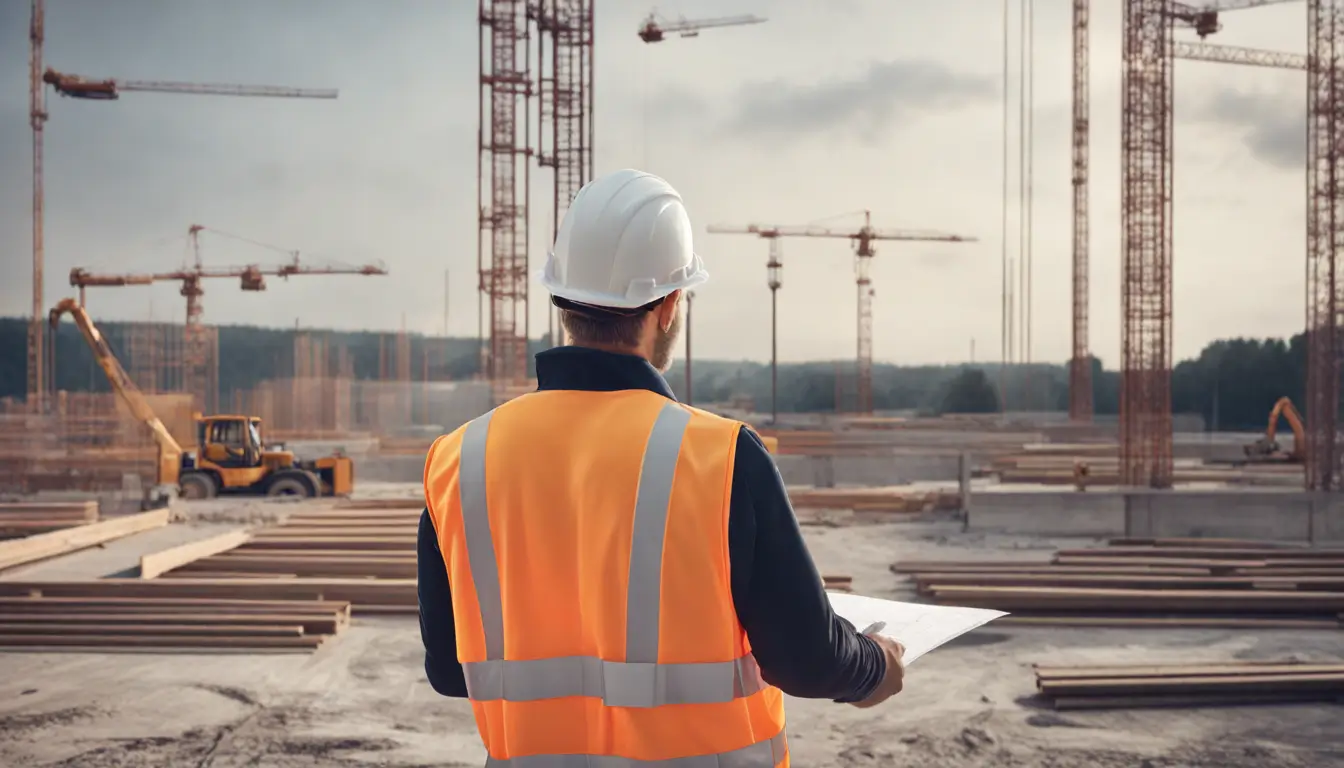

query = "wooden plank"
[[225, 549, 413, 559], [139, 530, 252, 579], [891, 562, 1213, 576], [251, 526, 419, 537], [1108, 537, 1311, 550], [1038, 671, 1344, 697], [333, 498, 424, 509], [998, 615, 1338, 629], [914, 573, 1258, 592], [0, 501, 98, 521], [0, 578, 418, 606], [1062, 546, 1344, 560], [0, 644, 318, 655], [928, 585, 1344, 613], [0, 509, 170, 571], [0, 613, 343, 634], [1035, 660, 1312, 675], [0, 596, 351, 618], [160, 571, 299, 579], [0, 622, 306, 638], [244, 536, 414, 551], [1052, 692, 1336, 710], [178, 556, 414, 578], [1035, 663, 1344, 681], [1052, 556, 1267, 570], [0, 633, 325, 649]]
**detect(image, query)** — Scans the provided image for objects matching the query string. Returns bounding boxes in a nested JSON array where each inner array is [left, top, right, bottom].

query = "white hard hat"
[[540, 169, 708, 310]]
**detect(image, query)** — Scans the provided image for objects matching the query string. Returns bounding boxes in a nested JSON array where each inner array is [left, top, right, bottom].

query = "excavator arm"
[[49, 299, 184, 487], [1265, 396, 1306, 460], [1245, 396, 1306, 463]]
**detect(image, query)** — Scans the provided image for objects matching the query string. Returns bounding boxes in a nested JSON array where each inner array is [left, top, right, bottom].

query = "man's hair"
[[560, 308, 647, 348]]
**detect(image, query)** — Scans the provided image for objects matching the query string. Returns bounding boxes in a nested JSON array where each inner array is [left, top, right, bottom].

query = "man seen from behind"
[[419, 168, 906, 766]]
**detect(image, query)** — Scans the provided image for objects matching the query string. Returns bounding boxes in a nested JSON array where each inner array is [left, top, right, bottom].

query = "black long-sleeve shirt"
[[417, 346, 885, 702]]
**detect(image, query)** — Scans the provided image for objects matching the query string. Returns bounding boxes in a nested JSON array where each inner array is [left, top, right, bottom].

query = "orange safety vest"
[[425, 389, 789, 766]]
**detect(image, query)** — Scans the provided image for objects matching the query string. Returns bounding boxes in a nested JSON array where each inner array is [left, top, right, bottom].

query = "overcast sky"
[[0, 1, 1309, 367]]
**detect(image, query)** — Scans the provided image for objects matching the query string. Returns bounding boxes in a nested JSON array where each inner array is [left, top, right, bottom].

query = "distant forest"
[[0, 316, 1311, 432]]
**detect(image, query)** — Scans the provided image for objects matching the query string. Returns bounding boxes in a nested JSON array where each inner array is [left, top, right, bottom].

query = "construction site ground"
[[1, 489, 1342, 767]]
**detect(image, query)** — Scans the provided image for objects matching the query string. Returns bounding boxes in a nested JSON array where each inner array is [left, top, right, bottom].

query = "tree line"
[[0, 316, 1309, 430]]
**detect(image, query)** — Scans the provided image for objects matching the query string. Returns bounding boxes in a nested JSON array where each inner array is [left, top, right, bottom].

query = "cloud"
[[721, 59, 996, 144], [1187, 87, 1304, 170]]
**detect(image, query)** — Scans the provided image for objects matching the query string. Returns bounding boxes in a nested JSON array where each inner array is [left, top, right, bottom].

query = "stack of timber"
[[788, 486, 960, 514], [1035, 661, 1344, 710], [989, 452, 1303, 486], [155, 506, 421, 601], [0, 593, 350, 653], [894, 537, 1344, 629], [0, 501, 99, 539], [761, 427, 1031, 457], [0, 509, 169, 572], [152, 500, 852, 599]]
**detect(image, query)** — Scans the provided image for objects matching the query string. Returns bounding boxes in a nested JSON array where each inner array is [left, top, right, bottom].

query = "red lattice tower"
[[479, 0, 533, 395], [854, 239, 877, 415], [1070, 0, 1093, 422], [534, 0, 594, 346], [1307, 0, 1344, 490], [1120, 0, 1175, 488]]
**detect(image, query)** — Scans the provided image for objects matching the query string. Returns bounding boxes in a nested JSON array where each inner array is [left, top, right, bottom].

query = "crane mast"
[[28, 0, 47, 410]]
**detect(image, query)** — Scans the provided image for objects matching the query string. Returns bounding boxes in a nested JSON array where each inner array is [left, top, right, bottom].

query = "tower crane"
[[25, 0, 339, 411], [637, 11, 766, 43], [1067, 0, 1297, 424], [68, 225, 385, 411], [707, 212, 976, 420]]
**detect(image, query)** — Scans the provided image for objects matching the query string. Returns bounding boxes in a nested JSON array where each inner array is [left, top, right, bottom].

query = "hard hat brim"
[[535, 256, 709, 310]]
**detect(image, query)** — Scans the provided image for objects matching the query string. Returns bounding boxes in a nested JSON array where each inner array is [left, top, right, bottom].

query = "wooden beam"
[[0, 509, 170, 571], [0, 501, 98, 521], [139, 530, 251, 579]]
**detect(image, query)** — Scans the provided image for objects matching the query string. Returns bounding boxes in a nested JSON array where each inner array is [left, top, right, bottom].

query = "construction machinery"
[[1244, 396, 1305, 463], [49, 298, 354, 505]]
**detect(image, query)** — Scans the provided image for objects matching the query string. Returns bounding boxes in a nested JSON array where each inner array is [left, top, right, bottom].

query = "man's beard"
[[650, 302, 684, 373]]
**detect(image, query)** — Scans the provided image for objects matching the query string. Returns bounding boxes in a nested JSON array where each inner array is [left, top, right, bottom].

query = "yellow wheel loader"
[[50, 298, 354, 506]]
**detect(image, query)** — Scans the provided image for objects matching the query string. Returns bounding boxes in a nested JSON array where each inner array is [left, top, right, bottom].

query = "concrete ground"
[[1, 502, 1343, 767]]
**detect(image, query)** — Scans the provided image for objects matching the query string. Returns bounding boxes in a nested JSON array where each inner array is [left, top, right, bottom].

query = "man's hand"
[[849, 635, 906, 709]]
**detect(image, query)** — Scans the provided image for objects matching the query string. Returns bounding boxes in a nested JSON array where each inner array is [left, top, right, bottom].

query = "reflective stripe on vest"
[[456, 401, 769, 709], [483, 730, 789, 768]]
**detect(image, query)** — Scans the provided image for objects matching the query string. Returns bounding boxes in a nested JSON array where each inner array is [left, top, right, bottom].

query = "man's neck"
[[568, 341, 651, 362]]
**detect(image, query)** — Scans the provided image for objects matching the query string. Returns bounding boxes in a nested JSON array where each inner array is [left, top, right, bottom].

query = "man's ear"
[[658, 290, 682, 332]]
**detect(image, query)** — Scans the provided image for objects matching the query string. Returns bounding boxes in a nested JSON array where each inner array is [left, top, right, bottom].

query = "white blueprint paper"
[[828, 591, 1007, 665]]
